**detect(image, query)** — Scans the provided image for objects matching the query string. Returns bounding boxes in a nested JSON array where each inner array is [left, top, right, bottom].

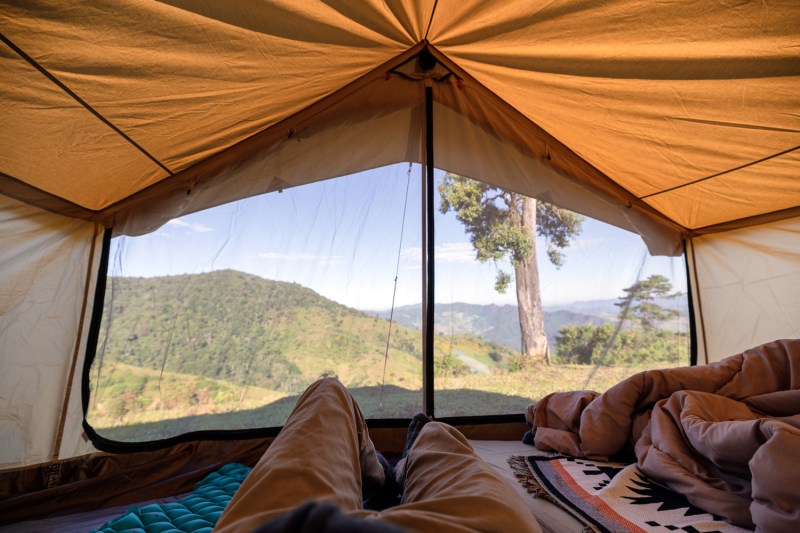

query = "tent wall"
[[107, 90, 684, 255], [430, 97, 683, 255], [0, 196, 102, 468], [688, 216, 800, 363], [1, 0, 798, 485]]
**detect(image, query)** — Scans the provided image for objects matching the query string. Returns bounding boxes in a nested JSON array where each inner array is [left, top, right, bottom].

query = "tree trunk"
[[515, 197, 550, 364]]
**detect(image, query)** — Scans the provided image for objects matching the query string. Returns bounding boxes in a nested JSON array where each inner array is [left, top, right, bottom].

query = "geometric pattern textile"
[[509, 456, 751, 533]]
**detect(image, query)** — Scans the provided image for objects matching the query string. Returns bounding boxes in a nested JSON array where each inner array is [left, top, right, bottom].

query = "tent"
[[2, 0, 799, 523]]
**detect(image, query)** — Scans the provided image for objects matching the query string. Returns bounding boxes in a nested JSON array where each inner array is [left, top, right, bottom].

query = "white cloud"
[[567, 236, 618, 253], [167, 219, 213, 233], [258, 251, 343, 265], [401, 242, 476, 263], [258, 252, 320, 261]]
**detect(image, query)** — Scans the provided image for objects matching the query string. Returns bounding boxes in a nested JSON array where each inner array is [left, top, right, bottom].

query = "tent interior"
[[1, 1, 799, 531]]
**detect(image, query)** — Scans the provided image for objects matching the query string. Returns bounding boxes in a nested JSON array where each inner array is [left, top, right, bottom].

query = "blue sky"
[[110, 164, 687, 310]]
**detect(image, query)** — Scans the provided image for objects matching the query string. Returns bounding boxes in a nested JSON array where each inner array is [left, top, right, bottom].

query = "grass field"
[[89, 359, 679, 441]]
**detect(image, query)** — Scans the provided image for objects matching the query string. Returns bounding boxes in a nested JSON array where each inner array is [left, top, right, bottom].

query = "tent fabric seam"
[[423, 0, 439, 40], [0, 32, 173, 177], [88, 43, 430, 228], [640, 144, 800, 201]]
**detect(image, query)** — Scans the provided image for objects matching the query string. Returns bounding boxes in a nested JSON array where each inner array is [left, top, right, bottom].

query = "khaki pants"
[[215, 378, 539, 533]]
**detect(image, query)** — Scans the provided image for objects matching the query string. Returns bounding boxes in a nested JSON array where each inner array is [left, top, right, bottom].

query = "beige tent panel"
[[97, 54, 685, 254], [690, 215, 800, 363], [99, 55, 428, 235], [432, 102, 684, 255], [0, 196, 103, 468]]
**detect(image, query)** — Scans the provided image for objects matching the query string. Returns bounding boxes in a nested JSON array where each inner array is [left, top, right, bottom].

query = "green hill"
[[95, 270, 517, 396], [89, 271, 686, 438], [98, 270, 411, 392]]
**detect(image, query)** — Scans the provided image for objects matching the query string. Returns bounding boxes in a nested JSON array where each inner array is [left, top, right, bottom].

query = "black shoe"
[[363, 451, 401, 510], [402, 413, 432, 458], [394, 413, 433, 494]]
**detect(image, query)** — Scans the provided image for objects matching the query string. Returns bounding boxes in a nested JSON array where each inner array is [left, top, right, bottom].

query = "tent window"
[[86, 164, 424, 442], [432, 173, 690, 418], [84, 164, 690, 444]]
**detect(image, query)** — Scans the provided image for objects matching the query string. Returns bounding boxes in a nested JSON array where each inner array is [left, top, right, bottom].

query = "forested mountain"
[[96, 270, 513, 395], [91, 270, 688, 434], [96, 270, 687, 396], [98, 270, 425, 393]]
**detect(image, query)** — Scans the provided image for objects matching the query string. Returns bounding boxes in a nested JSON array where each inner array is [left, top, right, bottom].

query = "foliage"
[[616, 274, 681, 332], [98, 270, 413, 394], [91, 270, 690, 439], [438, 173, 583, 292], [507, 353, 537, 373], [94, 270, 516, 413], [554, 325, 687, 366], [96, 359, 686, 439], [438, 173, 583, 364], [535, 202, 585, 267], [554, 323, 616, 365], [434, 350, 470, 378], [89, 361, 261, 426], [554, 276, 688, 365]]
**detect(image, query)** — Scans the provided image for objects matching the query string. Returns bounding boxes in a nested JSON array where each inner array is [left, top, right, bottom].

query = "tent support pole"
[[683, 240, 699, 367], [686, 239, 709, 364], [423, 85, 435, 416]]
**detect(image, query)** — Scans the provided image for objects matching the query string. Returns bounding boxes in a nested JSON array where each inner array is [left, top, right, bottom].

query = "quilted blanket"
[[525, 339, 800, 532]]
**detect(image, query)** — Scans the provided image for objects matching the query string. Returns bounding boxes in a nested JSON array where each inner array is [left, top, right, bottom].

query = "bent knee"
[[415, 421, 471, 449]]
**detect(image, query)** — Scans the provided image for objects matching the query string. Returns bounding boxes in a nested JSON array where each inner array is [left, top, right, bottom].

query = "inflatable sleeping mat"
[[92, 463, 251, 533]]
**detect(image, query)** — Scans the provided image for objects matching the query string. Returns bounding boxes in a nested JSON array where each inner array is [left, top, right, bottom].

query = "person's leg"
[[379, 421, 541, 533], [215, 378, 384, 533]]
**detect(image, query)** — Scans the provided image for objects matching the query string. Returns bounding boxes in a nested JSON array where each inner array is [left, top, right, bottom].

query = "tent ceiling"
[[2, 0, 798, 239]]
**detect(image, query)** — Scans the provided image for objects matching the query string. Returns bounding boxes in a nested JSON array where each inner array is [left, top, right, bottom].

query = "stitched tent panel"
[[1, 0, 799, 477], [3, 1, 798, 235], [92, 463, 251, 533]]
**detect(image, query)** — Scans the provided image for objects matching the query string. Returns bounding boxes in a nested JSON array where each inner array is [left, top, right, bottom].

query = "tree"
[[438, 174, 583, 364], [615, 275, 681, 332], [555, 323, 615, 365], [435, 350, 469, 378]]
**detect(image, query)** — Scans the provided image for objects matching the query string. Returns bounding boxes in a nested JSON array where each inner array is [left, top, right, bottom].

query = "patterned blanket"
[[509, 455, 750, 533], [525, 339, 800, 531]]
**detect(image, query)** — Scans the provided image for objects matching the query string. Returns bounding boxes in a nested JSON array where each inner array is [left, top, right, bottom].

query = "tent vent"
[[418, 47, 437, 71]]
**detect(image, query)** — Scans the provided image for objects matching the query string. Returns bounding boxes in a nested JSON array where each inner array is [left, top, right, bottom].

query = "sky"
[[110, 163, 687, 311]]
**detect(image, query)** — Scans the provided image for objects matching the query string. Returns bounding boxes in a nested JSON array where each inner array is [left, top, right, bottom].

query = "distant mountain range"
[[375, 296, 688, 351], [375, 302, 606, 350]]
